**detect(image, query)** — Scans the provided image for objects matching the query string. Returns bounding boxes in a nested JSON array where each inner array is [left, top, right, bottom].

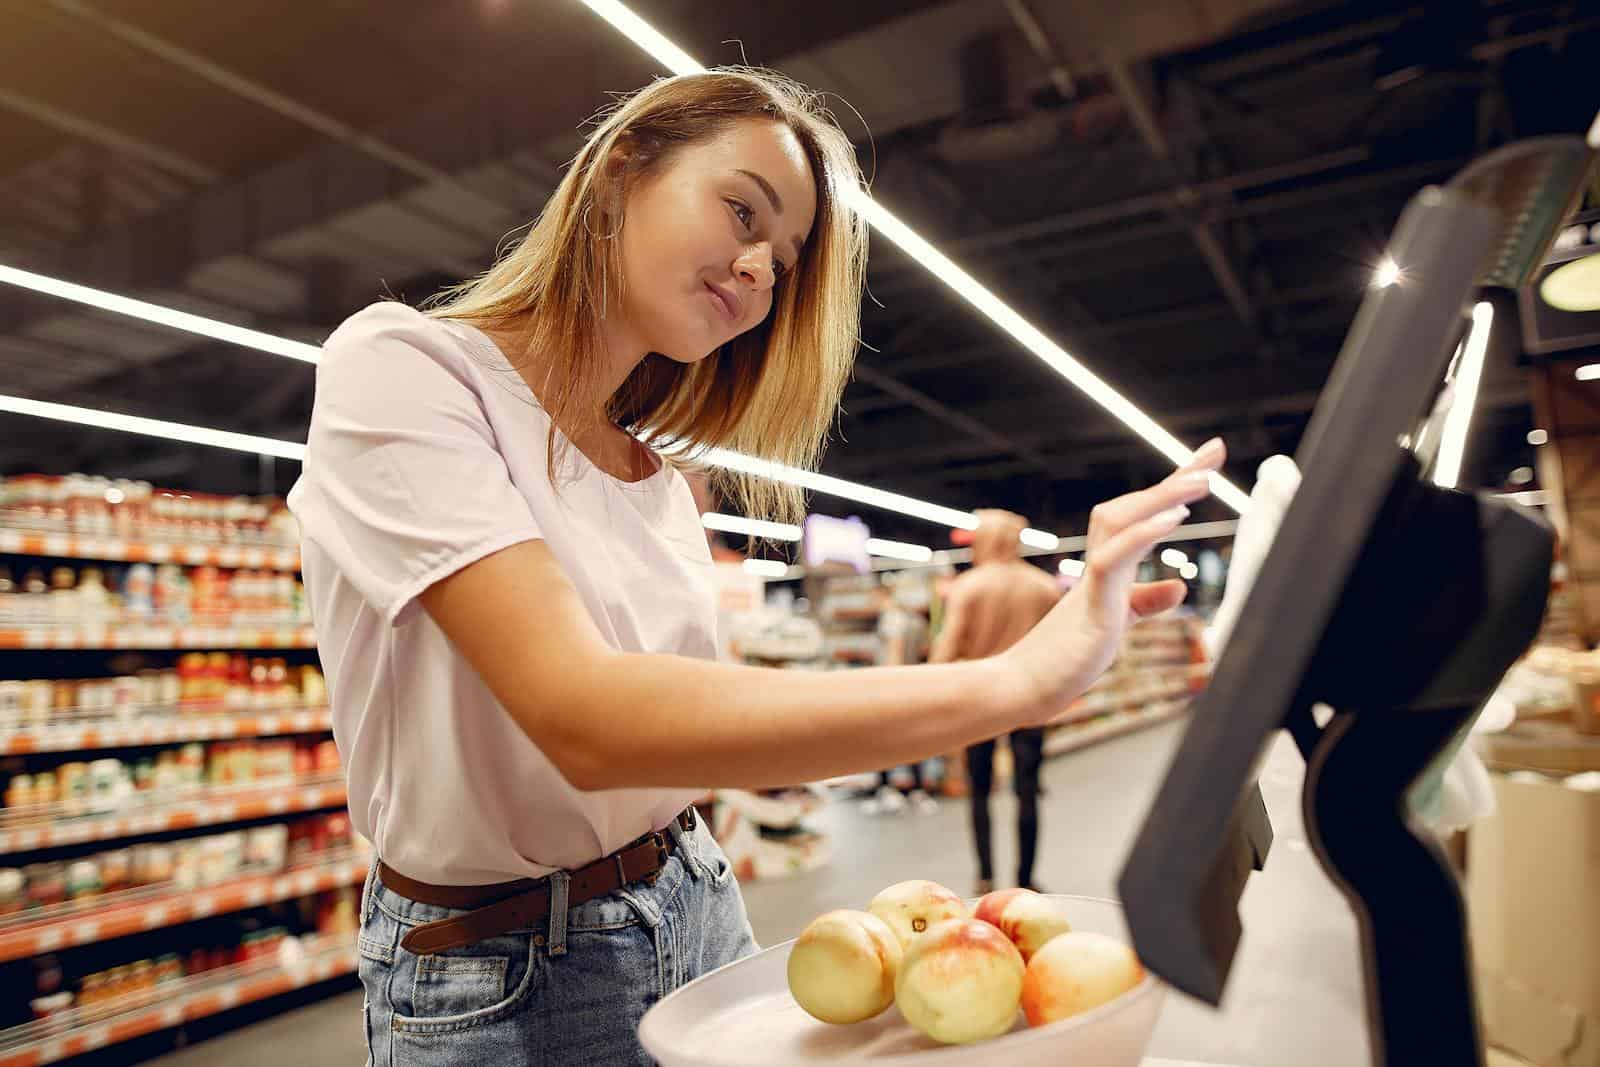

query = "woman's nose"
[[734, 244, 775, 291]]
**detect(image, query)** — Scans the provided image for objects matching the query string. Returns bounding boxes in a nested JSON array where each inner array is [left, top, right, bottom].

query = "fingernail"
[[1177, 471, 1212, 491], [1158, 505, 1190, 525], [1193, 438, 1224, 462]]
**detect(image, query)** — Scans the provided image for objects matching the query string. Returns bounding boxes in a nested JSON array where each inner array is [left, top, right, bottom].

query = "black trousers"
[[877, 763, 926, 792], [966, 728, 1045, 887]]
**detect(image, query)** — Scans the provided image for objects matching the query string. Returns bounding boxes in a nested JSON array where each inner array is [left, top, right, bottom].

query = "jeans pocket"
[[413, 953, 509, 1018], [390, 932, 542, 1034]]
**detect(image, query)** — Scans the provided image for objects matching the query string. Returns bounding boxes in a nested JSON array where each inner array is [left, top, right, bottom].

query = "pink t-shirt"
[[287, 302, 713, 885]]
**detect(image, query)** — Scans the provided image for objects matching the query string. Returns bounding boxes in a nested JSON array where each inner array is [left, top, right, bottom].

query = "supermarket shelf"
[[0, 707, 332, 755], [0, 626, 316, 651], [1044, 702, 1191, 758], [0, 778, 346, 855], [0, 935, 356, 1067], [0, 528, 299, 572], [0, 853, 367, 962]]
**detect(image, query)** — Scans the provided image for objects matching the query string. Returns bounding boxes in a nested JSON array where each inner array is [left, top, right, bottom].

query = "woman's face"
[[615, 118, 818, 363]]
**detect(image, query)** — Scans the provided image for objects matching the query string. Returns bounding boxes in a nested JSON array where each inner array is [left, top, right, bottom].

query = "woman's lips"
[[705, 282, 739, 321]]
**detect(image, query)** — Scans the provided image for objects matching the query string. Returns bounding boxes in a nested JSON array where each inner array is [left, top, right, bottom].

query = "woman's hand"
[[1002, 438, 1226, 725]]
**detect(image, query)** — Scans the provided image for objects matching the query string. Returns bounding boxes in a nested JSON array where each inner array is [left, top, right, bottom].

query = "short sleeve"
[[287, 303, 543, 627]]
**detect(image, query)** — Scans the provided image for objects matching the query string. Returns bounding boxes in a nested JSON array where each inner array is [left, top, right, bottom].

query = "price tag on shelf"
[[268, 796, 291, 814], [0, 530, 21, 552], [244, 548, 267, 568], [103, 538, 128, 558], [219, 547, 242, 567], [144, 906, 170, 929], [296, 873, 318, 895], [246, 887, 268, 907], [148, 543, 172, 562], [56, 823, 92, 845], [72, 921, 100, 944], [23, 628, 49, 649], [180, 544, 207, 565], [210, 803, 239, 824], [193, 896, 217, 918], [37, 928, 63, 951], [83, 1026, 111, 1051], [161, 1005, 184, 1027], [219, 988, 240, 1010], [44, 535, 70, 557]]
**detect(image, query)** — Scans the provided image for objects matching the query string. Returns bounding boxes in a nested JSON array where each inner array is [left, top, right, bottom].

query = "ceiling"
[[0, 0, 1596, 547]]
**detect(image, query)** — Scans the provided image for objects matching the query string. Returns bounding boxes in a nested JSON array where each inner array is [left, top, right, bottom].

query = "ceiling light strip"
[[0, 394, 309, 460], [0, 264, 321, 364]]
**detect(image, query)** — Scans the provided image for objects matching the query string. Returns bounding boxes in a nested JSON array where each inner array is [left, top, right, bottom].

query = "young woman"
[[287, 68, 1223, 1065]]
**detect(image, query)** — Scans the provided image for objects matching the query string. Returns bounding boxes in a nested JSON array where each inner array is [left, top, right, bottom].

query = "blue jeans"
[[357, 819, 758, 1065]]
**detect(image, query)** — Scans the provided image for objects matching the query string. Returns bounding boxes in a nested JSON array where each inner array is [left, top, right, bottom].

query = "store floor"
[[148, 721, 1367, 1066]]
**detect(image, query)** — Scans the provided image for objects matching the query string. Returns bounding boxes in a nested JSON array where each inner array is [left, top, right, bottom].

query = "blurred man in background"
[[930, 510, 1061, 893]]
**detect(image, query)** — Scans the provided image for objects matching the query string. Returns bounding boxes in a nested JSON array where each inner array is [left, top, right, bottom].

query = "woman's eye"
[[773, 259, 789, 281], [730, 200, 754, 228]]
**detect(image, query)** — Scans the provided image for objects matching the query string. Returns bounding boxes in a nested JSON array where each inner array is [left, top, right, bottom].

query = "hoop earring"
[[581, 202, 622, 240]]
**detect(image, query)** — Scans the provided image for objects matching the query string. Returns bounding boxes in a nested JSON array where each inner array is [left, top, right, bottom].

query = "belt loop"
[[668, 811, 699, 879], [547, 870, 570, 957], [360, 861, 379, 927]]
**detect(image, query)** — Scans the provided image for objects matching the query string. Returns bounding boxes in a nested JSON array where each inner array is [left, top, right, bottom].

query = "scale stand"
[[1119, 131, 1594, 1067]]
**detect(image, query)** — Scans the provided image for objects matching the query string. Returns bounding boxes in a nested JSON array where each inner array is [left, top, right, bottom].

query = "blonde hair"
[[426, 68, 868, 524]]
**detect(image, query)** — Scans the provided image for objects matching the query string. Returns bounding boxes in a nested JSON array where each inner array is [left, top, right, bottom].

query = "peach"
[[867, 879, 967, 951], [1021, 931, 1145, 1027], [894, 918, 1025, 1044], [786, 910, 902, 1024], [972, 889, 1073, 962]]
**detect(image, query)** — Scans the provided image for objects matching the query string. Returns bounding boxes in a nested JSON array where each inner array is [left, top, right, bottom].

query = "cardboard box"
[[1469, 772, 1600, 1066]]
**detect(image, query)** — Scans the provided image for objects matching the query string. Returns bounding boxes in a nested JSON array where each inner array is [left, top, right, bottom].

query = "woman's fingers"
[[1128, 579, 1188, 618], [1084, 505, 1192, 591], [1086, 439, 1225, 550]]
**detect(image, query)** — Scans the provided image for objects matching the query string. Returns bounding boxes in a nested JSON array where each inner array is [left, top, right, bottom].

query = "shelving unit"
[[0, 776, 347, 854], [0, 530, 299, 573], [0, 851, 367, 962], [0, 708, 333, 757], [0, 627, 316, 651], [0, 935, 356, 1067], [1, 488, 358, 1061]]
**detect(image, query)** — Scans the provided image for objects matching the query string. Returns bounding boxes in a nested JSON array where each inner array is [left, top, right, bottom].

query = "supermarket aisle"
[[149, 720, 1365, 1067]]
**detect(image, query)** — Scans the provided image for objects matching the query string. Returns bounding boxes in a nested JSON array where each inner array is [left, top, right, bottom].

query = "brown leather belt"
[[380, 807, 697, 955]]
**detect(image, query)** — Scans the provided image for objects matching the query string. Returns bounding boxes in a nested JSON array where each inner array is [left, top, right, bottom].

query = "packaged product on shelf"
[[49, 566, 76, 623], [3, 773, 32, 810], [245, 824, 290, 870], [65, 859, 102, 901], [0, 565, 15, 626], [123, 562, 155, 620], [76, 567, 111, 628], [0, 867, 23, 915]]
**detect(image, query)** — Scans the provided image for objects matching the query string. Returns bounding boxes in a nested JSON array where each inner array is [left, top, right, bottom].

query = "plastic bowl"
[[639, 894, 1165, 1066]]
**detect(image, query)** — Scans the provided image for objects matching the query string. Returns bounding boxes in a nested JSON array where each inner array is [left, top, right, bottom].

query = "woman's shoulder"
[[324, 300, 469, 356]]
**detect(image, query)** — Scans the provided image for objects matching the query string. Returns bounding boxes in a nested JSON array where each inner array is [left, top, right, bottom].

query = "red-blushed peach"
[[972, 888, 1073, 962], [786, 910, 903, 1024], [867, 879, 967, 951], [894, 918, 1025, 1044], [1021, 931, 1145, 1027]]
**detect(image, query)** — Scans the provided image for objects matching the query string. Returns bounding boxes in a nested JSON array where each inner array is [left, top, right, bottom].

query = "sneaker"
[[908, 789, 939, 816], [874, 784, 907, 815]]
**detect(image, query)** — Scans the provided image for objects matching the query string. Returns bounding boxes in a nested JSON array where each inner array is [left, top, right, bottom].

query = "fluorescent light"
[[1577, 364, 1600, 382], [575, 0, 705, 74], [689, 446, 981, 529], [1527, 429, 1549, 446], [1159, 547, 1189, 568], [1509, 466, 1535, 486], [742, 558, 791, 579], [1432, 301, 1495, 490], [1179, 561, 1199, 581], [1372, 257, 1402, 288], [701, 512, 802, 541], [1058, 558, 1085, 578], [865, 538, 934, 563], [576, 0, 1249, 515], [0, 263, 320, 363], [1019, 528, 1059, 550], [0, 393, 308, 460]]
